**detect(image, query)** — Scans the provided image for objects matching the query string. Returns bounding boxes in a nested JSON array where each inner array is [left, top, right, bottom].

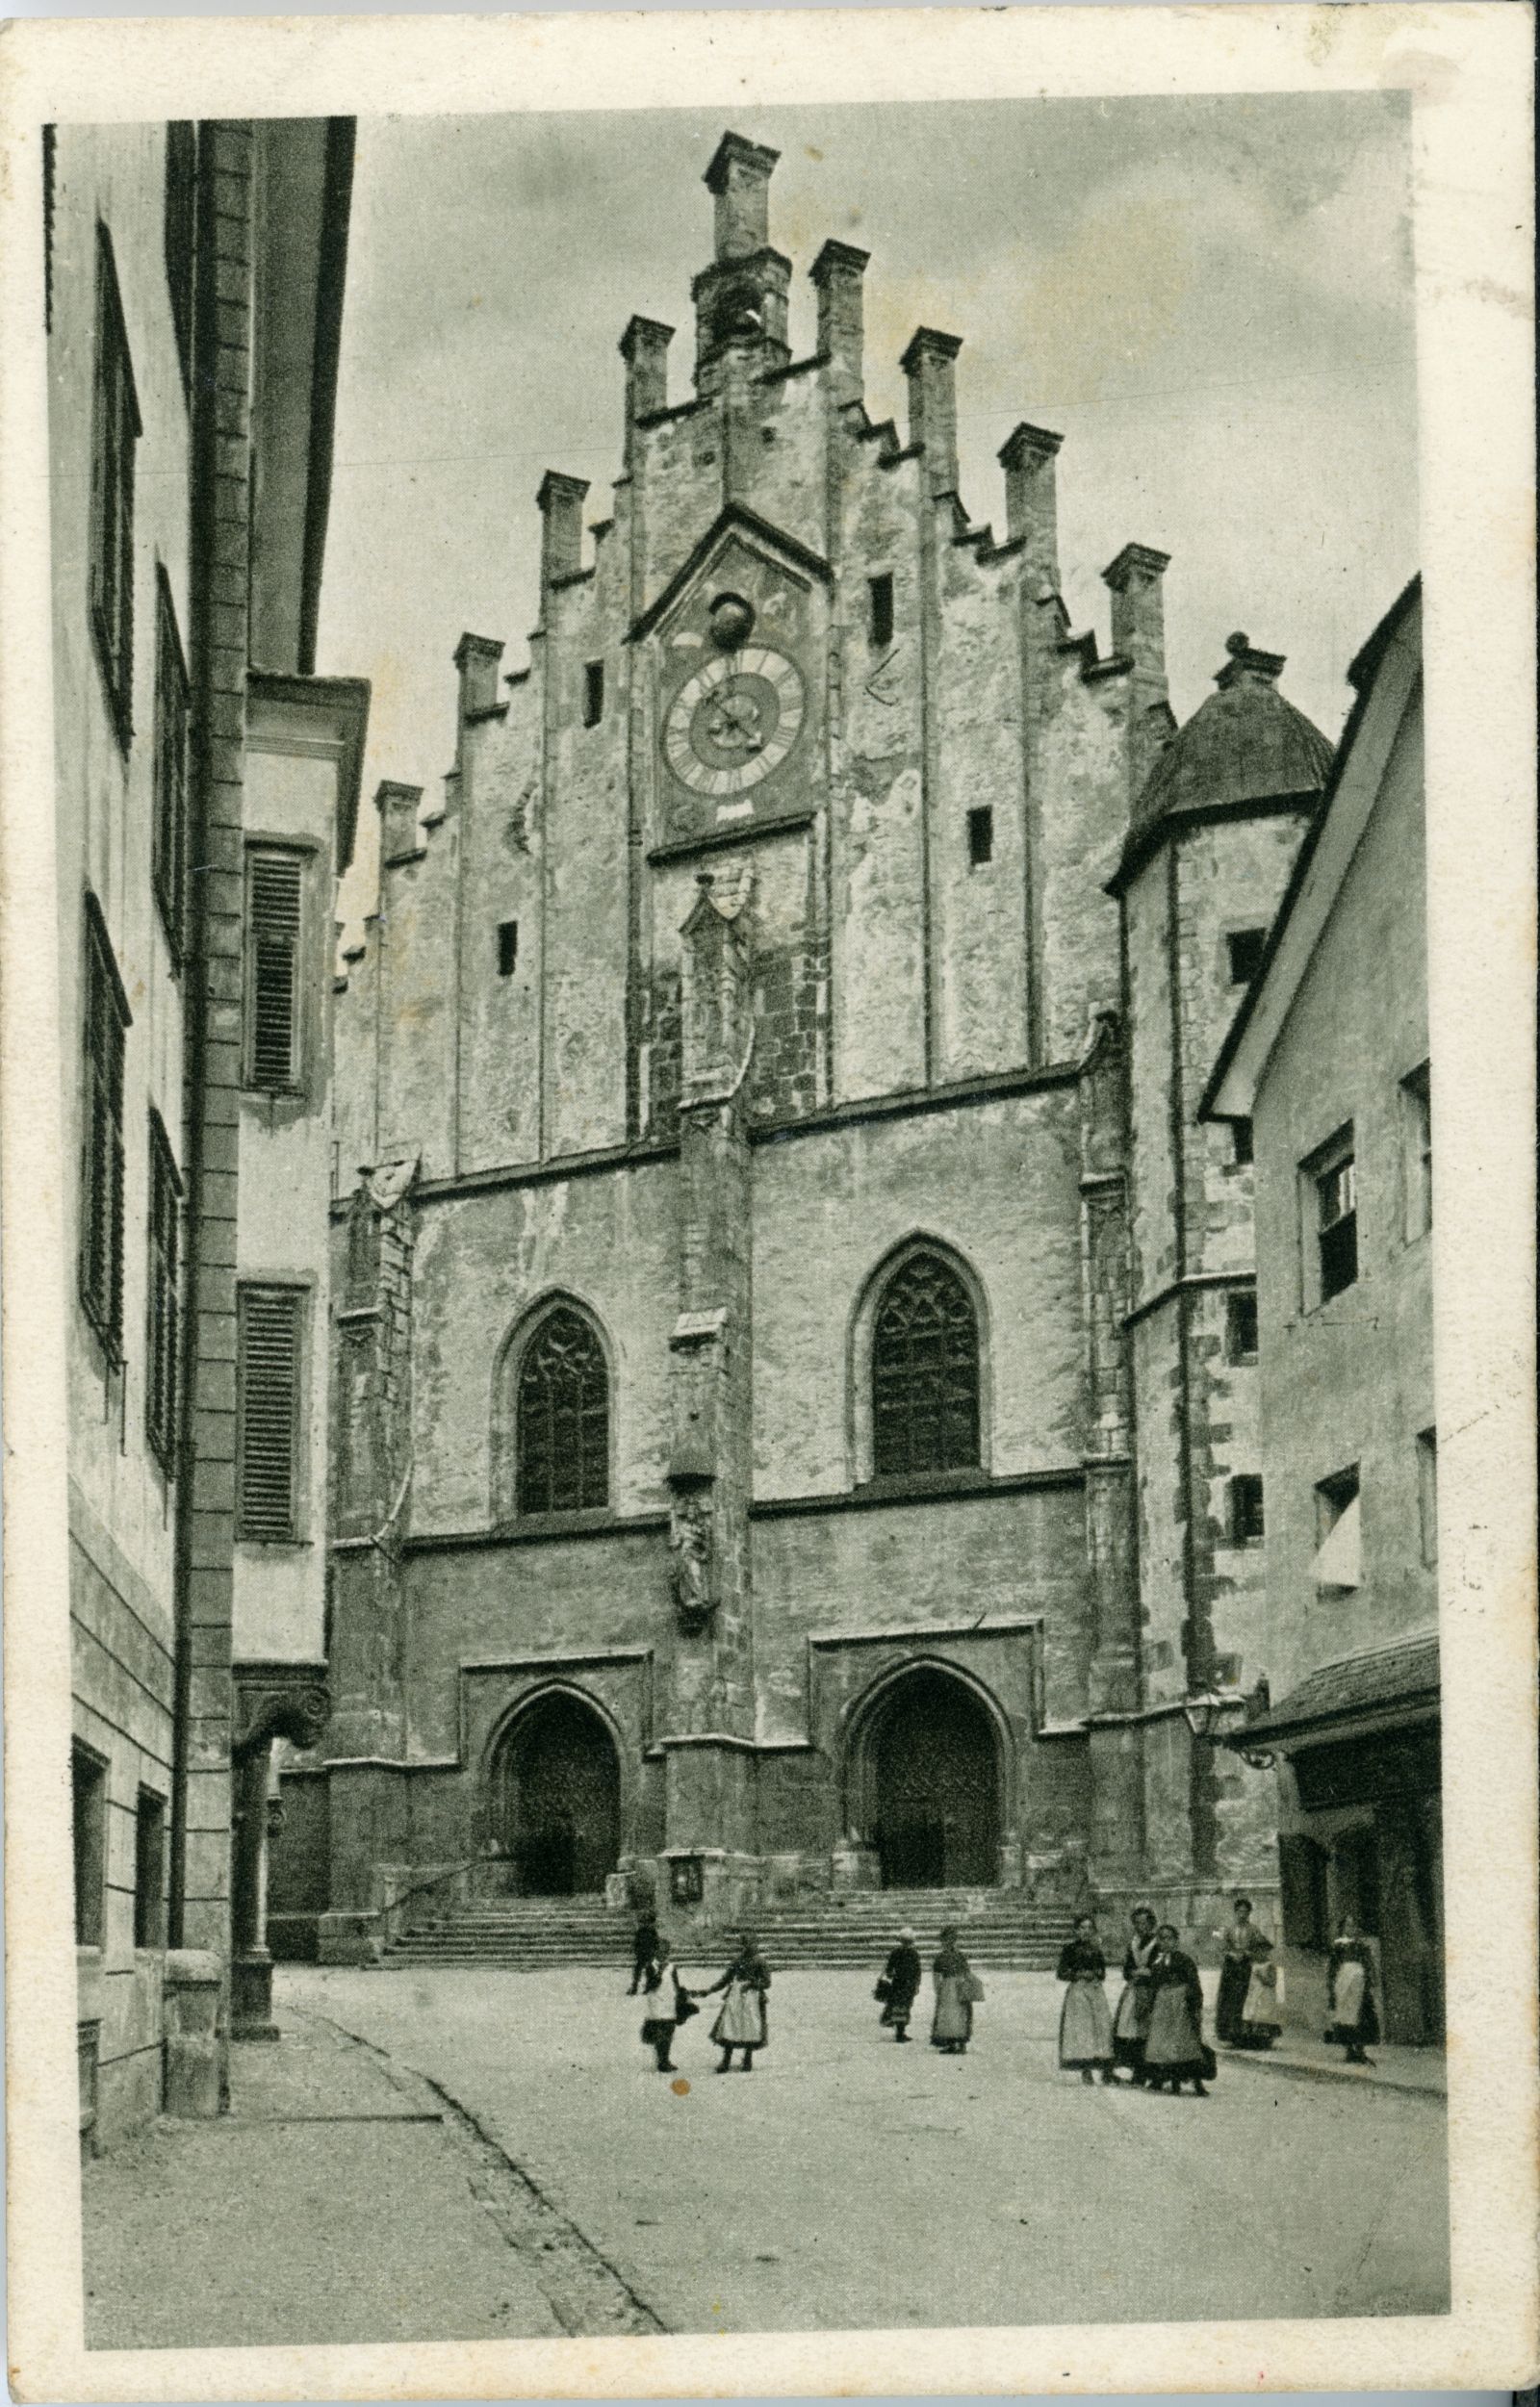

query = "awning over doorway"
[[1226, 1629, 1439, 1754]]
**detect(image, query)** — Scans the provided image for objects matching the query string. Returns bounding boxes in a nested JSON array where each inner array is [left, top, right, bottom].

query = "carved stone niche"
[[233, 1662, 332, 1762], [667, 1452, 717, 1637]]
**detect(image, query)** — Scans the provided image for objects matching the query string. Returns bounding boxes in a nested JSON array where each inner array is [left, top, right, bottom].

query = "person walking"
[[1111, 1905, 1160, 2084], [700, 1932, 771, 2072], [876, 1927, 922, 2043], [930, 1926, 979, 2056], [638, 1948, 694, 2071], [627, 1908, 660, 1996], [1056, 1912, 1116, 2084], [1142, 1922, 1213, 2096], [1215, 1897, 1278, 2047], [1326, 1915, 1380, 2064]]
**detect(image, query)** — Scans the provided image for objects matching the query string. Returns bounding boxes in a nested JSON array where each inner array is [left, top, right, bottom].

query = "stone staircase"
[[383, 1888, 1077, 1972]]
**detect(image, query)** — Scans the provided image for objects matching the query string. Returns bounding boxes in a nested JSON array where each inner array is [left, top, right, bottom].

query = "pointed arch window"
[[517, 1307, 609, 1516], [871, 1252, 980, 1478]]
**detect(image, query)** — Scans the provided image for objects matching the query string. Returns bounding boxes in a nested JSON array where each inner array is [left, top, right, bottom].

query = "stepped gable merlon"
[[999, 423, 1064, 595], [901, 326, 964, 501], [537, 470, 591, 593], [1133, 627, 1334, 833], [376, 780, 425, 870], [454, 631, 505, 723]]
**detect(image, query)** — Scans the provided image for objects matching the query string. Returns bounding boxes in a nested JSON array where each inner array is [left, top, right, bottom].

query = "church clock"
[[660, 591, 806, 806]]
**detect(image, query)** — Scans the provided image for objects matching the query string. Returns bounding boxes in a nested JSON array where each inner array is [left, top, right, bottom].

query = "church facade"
[[277, 133, 1338, 1950]]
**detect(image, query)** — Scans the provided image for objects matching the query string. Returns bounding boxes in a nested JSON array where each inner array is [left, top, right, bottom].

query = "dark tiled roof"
[[1236, 1631, 1440, 1745], [1133, 637, 1334, 832]]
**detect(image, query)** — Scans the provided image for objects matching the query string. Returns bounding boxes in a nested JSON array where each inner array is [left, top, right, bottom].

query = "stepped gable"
[[1133, 631, 1333, 832]]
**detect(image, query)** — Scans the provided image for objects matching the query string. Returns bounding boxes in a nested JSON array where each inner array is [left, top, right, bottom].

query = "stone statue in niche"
[[668, 1488, 716, 1633]]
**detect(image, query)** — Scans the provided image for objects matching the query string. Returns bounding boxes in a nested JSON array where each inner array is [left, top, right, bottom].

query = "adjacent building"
[[277, 132, 1340, 1955], [1204, 579, 1439, 2044], [52, 115, 367, 2145]]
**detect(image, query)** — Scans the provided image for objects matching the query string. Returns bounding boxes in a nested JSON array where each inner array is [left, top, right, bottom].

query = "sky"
[[317, 93, 1419, 936]]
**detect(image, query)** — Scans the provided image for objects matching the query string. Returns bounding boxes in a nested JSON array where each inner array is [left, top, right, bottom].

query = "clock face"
[[662, 646, 806, 800]]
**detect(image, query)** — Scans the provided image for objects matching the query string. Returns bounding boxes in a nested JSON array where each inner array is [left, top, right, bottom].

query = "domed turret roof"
[[1134, 633, 1333, 831]]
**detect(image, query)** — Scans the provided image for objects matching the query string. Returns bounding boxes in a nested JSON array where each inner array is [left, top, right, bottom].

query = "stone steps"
[[384, 1887, 1078, 1971]]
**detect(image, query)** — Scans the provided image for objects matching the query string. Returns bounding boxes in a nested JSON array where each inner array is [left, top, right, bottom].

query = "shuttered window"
[[144, 1112, 182, 1472], [163, 122, 197, 398], [237, 1285, 304, 1541], [244, 849, 305, 1091], [152, 572, 190, 959], [79, 896, 129, 1359], [89, 224, 141, 748]]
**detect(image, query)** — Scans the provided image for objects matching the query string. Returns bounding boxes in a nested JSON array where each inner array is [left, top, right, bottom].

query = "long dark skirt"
[[1215, 1957, 1252, 2044]]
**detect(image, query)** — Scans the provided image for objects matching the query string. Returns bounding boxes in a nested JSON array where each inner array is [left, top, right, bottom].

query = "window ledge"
[[856, 1465, 990, 1502], [492, 1505, 618, 1542]]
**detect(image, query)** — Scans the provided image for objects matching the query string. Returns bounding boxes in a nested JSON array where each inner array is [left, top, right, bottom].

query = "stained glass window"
[[518, 1308, 609, 1515], [871, 1253, 980, 1478]]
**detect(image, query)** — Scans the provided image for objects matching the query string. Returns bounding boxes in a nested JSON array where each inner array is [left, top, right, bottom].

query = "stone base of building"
[[1091, 1878, 1283, 1970], [231, 1951, 280, 2041], [162, 1950, 226, 2119], [317, 1909, 384, 1966]]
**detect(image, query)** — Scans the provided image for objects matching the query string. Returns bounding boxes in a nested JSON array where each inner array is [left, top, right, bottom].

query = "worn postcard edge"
[[1, 5, 1535, 2399]]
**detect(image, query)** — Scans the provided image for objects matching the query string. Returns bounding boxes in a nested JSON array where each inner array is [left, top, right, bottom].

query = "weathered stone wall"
[[750, 1088, 1085, 1498], [1252, 693, 1431, 1701], [408, 1160, 679, 1532]]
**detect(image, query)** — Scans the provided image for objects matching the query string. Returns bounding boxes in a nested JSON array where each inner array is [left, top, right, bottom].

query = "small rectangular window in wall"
[[868, 573, 895, 649], [1313, 1464, 1362, 1594], [1228, 1473, 1265, 1544], [163, 123, 197, 397], [967, 807, 994, 867], [497, 920, 519, 978], [582, 660, 604, 727], [1417, 1426, 1438, 1567], [1226, 928, 1267, 986], [1231, 1117, 1254, 1166], [237, 1284, 303, 1542], [1225, 1291, 1259, 1363], [1304, 1126, 1357, 1306], [244, 849, 305, 1091], [72, 1745, 107, 1948], [89, 224, 141, 747], [152, 570, 190, 959], [80, 896, 129, 1360], [145, 1113, 183, 1474], [134, 1788, 167, 1949], [1402, 1061, 1431, 1239]]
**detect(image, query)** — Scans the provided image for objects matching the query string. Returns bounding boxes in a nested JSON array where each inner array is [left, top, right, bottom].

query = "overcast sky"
[[317, 93, 1418, 935]]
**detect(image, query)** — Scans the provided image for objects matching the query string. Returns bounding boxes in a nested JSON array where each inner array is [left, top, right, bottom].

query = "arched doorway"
[[864, 1668, 1001, 1888], [491, 1692, 621, 1897]]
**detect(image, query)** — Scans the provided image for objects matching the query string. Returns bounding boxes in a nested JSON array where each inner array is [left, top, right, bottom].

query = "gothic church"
[[278, 133, 1336, 1952]]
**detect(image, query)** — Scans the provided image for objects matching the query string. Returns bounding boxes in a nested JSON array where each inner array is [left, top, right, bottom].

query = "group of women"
[[630, 1897, 1382, 2081], [1055, 1908, 1217, 2095], [635, 1931, 772, 2073]]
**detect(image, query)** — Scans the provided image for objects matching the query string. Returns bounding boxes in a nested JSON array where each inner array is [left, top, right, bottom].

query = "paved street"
[[290, 1961, 1450, 2338]]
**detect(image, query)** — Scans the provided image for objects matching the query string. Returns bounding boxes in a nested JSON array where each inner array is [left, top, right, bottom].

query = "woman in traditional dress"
[[877, 1927, 922, 2044], [1111, 1905, 1160, 2084], [699, 1932, 772, 2072], [1215, 1897, 1278, 2048], [638, 1947, 690, 2072], [1142, 1922, 1212, 2096], [1056, 1913, 1116, 2084], [1325, 1915, 1379, 2065], [930, 1926, 977, 2056]]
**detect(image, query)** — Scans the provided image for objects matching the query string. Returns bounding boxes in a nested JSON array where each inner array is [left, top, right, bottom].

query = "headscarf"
[[935, 1924, 969, 1977]]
